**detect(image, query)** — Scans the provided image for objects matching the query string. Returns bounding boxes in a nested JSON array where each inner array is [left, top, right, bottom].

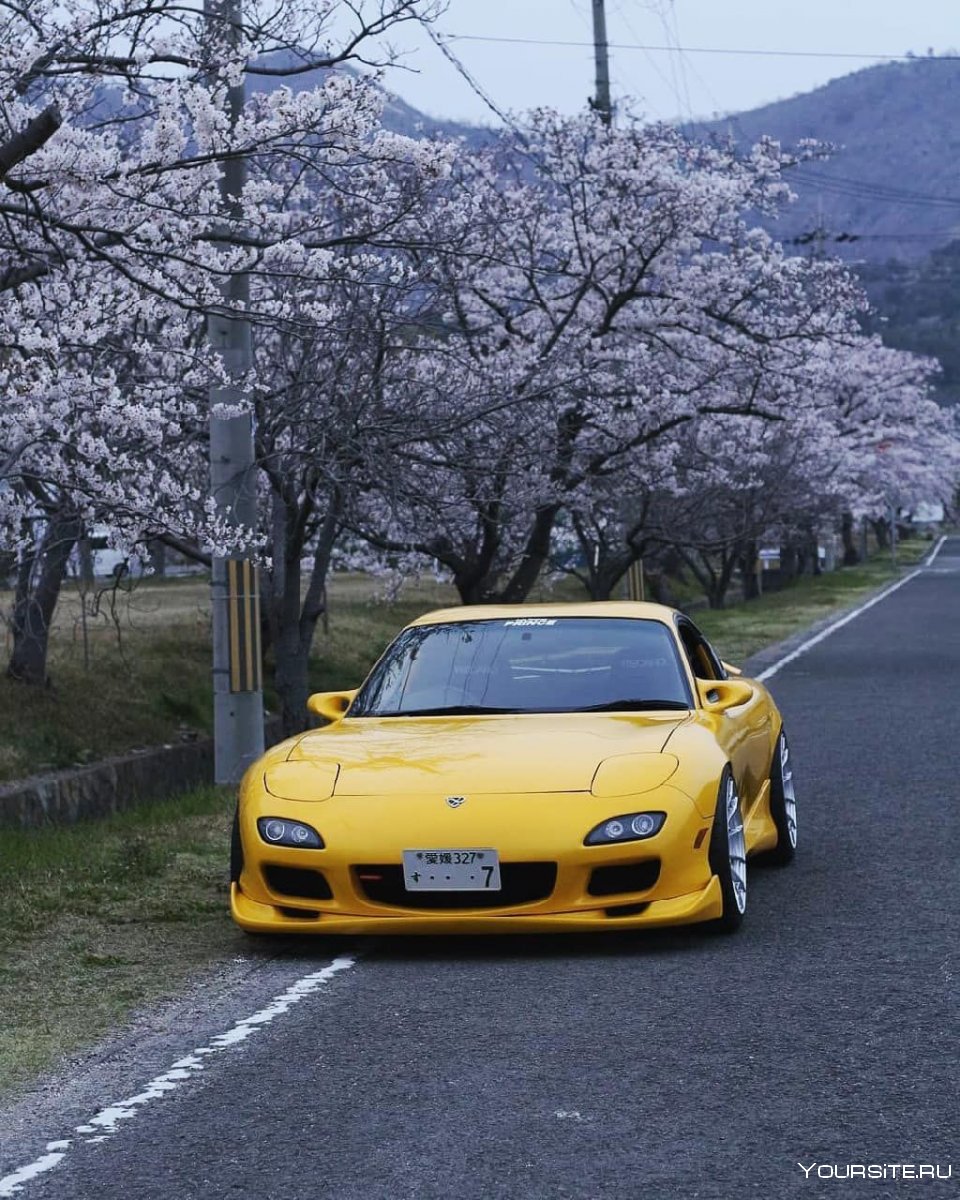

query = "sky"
[[361, 0, 959, 126]]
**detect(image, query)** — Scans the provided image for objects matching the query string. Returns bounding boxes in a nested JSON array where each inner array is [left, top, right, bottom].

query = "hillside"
[[92, 54, 960, 397], [387, 55, 960, 400], [691, 56, 960, 264]]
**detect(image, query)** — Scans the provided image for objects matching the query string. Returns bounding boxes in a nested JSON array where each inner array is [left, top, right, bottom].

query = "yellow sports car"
[[230, 602, 797, 936]]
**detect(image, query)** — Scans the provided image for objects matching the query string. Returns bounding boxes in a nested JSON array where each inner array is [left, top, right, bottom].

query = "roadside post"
[[206, 0, 264, 784], [626, 559, 645, 601], [210, 409, 264, 784], [889, 498, 898, 572]]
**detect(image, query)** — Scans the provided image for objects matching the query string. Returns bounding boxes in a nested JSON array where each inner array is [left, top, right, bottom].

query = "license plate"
[[402, 848, 501, 891]]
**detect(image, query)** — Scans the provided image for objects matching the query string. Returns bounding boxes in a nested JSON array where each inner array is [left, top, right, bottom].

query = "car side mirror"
[[697, 678, 754, 713], [307, 689, 358, 723], [720, 660, 742, 677]]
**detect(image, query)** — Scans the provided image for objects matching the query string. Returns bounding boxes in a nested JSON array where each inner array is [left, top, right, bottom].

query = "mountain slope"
[[692, 57, 960, 263]]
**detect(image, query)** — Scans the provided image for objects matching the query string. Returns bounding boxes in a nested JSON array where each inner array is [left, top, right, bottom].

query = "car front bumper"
[[230, 875, 723, 934], [231, 782, 723, 935]]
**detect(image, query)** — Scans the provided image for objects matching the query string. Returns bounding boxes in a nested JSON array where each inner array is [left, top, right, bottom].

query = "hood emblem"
[[445, 795, 467, 809]]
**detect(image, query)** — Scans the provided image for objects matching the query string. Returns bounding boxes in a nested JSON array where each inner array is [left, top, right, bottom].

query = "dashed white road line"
[[755, 535, 946, 683], [0, 955, 359, 1197]]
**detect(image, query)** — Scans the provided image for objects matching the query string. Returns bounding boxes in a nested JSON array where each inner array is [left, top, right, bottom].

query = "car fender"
[[660, 722, 731, 818]]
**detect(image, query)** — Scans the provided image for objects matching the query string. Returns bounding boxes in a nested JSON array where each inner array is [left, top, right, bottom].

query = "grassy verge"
[[0, 573, 458, 783], [0, 576, 215, 782], [0, 786, 238, 1096]]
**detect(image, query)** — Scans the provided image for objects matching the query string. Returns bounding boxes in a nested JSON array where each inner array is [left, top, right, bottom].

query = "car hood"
[[284, 712, 688, 796]]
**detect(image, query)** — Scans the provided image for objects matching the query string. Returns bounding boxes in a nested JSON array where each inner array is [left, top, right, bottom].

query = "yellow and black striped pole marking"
[[226, 558, 262, 693], [626, 559, 646, 602]]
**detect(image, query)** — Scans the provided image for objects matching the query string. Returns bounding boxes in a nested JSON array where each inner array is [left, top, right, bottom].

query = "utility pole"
[[205, 0, 264, 784], [591, 0, 612, 125]]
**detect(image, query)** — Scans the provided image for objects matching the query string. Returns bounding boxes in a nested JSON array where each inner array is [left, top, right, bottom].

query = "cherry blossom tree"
[[355, 112, 873, 603], [3, 5, 957, 725], [0, 0, 443, 685]]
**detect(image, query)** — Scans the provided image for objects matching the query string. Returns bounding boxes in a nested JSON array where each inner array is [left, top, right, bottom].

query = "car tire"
[[765, 728, 798, 866], [707, 767, 747, 933]]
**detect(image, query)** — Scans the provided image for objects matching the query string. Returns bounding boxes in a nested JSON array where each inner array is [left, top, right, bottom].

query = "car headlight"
[[584, 811, 666, 846], [257, 817, 324, 849]]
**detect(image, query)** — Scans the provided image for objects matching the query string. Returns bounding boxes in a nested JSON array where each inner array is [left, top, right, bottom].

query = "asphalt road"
[[2, 541, 958, 1199]]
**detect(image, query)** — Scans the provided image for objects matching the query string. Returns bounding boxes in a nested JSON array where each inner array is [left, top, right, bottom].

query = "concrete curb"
[[0, 720, 283, 830]]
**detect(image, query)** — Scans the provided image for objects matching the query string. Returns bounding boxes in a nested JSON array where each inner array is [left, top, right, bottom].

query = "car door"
[[675, 618, 771, 807]]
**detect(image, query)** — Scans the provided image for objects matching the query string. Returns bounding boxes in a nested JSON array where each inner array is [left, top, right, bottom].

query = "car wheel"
[[765, 728, 798, 866], [707, 768, 747, 932], [230, 806, 243, 884]]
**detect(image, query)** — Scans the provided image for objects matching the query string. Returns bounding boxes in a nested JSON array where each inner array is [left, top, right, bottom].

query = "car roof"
[[408, 601, 681, 628]]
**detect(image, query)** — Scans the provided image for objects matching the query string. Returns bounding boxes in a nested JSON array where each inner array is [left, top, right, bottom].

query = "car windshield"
[[350, 617, 693, 717]]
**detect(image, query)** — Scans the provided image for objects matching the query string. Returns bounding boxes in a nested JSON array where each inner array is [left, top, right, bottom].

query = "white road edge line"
[[755, 535, 946, 683], [0, 954, 359, 1198], [925, 533, 947, 564]]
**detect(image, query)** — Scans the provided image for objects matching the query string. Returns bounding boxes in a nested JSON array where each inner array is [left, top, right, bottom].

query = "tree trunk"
[[802, 523, 821, 576], [76, 533, 95, 588], [498, 504, 561, 603], [147, 538, 167, 578], [7, 511, 80, 686], [840, 511, 860, 566], [779, 540, 799, 585], [644, 568, 676, 607], [676, 547, 723, 610], [273, 622, 310, 736], [0, 548, 16, 589], [707, 554, 737, 610], [740, 541, 759, 601], [452, 566, 489, 606], [872, 517, 890, 550], [570, 523, 635, 600], [266, 493, 342, 737]]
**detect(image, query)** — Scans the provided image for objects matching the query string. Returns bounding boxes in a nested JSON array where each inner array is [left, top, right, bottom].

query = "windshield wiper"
[[377, 704, 522, 717], [576, 699, 690, 712]]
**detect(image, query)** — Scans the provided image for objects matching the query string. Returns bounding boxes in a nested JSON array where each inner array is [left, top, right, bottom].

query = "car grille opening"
[[604, 902, 651, 918], [263, 865, 333, 901], [354, 863, 557, 910], [588, 860, 660, 897], [277, 906, 322, 920]]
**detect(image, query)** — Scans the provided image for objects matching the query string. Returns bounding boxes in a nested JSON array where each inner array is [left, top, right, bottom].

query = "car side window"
[[677, 621, 724, 682]]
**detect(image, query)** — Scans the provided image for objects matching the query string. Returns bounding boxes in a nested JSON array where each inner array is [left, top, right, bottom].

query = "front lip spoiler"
[[230, 876, 723, 935]]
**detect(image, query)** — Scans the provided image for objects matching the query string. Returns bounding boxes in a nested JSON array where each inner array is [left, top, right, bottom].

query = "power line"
[[421, 22, 518, 131], [659, 1, 695, 122], [607, 1, 675, 119], [787, 167, 960, 209], [439, 33, 960, 63], [614, 0, 695, 121]]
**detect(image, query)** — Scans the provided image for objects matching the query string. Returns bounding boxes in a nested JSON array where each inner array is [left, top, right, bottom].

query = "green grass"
[[0, 576, 214, 782], [0, 786, 240, 1095], [0, 573, 460, 783]]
